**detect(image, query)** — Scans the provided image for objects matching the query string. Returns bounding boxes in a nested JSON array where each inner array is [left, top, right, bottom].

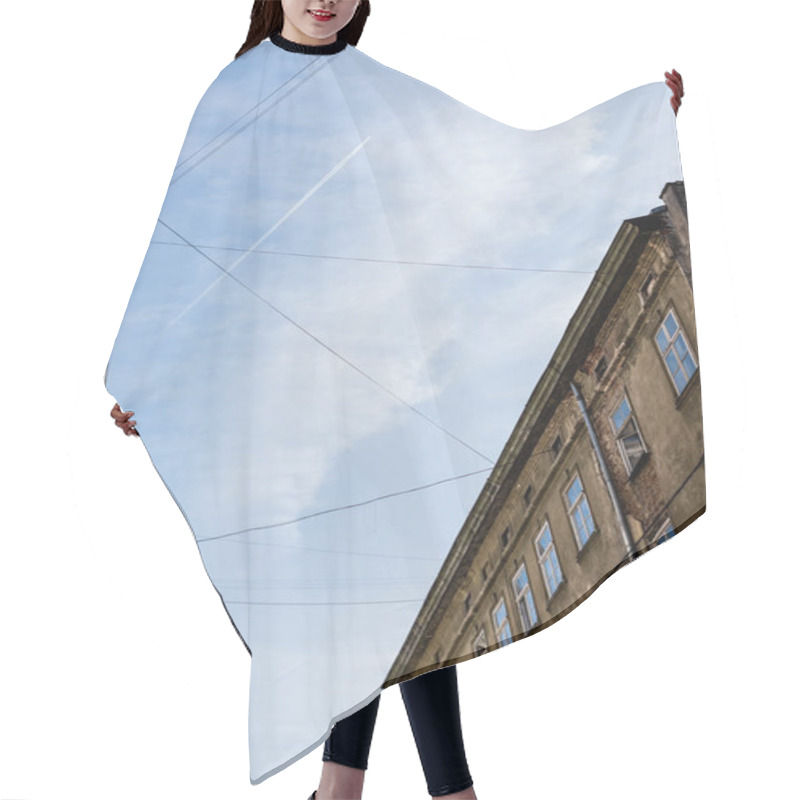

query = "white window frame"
[[535, 521, 564, 598], [654, 308, 698, 395], [655, 517, 677, 546], [493, 597, 513, 647], [609, 392, 647, 475], [473, 628, 488, 656], [563, 471, 597, 550], [513, 562, 539, 631]]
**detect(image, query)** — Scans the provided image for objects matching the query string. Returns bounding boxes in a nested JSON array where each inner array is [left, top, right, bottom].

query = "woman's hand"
[[665, 69, 684, 115], [110, 402, 139, 437]]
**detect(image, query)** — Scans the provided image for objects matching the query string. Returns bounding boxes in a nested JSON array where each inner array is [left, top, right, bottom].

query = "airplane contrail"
[[164, 135, 372, 327]]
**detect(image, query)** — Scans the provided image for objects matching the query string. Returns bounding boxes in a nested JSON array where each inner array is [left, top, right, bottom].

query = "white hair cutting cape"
[[106, 32, 705, 784]]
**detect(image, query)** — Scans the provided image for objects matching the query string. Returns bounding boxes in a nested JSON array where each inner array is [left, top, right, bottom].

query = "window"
[[639, 271, 656, 304], [610, 393, 647, 474], [564, 472, 596, 549], [501, 526, 510, 548], [594, 355, 608, 382], [551, 435, 562, 460], [473, 628, 488, 656], [464, 592, 472, 614], [655, 519, 676, 546], [655, 309, 698, 395], [482, 562, 490, 583], [513, 563, 539, 631], [493, 598, 513, 647], [535, 521, 564, 598], [524, 484, 533, 507]]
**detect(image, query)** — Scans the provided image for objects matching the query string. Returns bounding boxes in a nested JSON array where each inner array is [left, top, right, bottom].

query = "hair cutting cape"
[[106, 34, 705, 785]]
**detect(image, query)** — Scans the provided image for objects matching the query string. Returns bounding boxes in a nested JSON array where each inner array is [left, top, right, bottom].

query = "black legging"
[[323, 664, 474, 797]]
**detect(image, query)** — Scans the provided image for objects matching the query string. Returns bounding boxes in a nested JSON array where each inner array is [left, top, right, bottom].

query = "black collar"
[[270, 32, 348, 55]]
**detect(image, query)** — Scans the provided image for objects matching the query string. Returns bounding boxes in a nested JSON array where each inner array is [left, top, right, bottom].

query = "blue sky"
[[108, 40, 680, 539]]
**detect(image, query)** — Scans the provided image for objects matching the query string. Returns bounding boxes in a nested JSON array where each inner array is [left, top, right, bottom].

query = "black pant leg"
[[322, 693, 381, 770], [399, 664, 474, 797]]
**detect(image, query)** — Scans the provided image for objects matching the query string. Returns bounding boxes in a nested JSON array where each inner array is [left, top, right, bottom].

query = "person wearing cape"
[[107, 0, 698, 792]]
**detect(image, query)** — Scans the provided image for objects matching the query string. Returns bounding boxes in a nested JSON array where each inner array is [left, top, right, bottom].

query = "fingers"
[[111, 403, 132, 421], [111, 402, 139, 436], [664, 69, 684, 93], [115, 418, 137, 435], [664, 68, 684, 116], [664, 76, 682, 94], [110, 402, 131, 421]]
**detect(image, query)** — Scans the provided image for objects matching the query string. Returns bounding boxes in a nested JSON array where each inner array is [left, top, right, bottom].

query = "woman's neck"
[[281, 18, 337, 47], [270, 30, 347, 55]]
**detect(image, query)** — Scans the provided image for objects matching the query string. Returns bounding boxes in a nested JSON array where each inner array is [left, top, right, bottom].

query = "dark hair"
[[236, 1, 371, 59]]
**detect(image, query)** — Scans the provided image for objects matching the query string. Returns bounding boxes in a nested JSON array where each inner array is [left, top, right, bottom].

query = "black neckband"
[[270, 32, 348, 55]]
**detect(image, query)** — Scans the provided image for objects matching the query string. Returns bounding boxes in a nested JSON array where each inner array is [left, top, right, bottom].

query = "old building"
[[388, 181, 705, 683]]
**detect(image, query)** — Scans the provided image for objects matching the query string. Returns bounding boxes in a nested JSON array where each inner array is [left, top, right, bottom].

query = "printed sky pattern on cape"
[[106, 37, 682, 783]]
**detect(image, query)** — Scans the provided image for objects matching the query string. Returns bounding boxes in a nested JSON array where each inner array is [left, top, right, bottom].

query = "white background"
[[1, 1, 795, 798]]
